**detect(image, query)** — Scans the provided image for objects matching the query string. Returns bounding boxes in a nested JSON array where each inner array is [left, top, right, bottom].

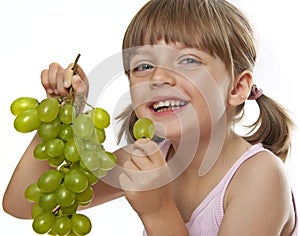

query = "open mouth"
[[151, 99, 188, 112]]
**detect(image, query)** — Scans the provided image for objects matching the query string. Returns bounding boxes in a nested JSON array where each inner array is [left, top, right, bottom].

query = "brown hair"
[[116, 0, 294, 161]]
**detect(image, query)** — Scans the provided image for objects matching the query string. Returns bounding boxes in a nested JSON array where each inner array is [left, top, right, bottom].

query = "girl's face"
[[129, 41, 231, 142]]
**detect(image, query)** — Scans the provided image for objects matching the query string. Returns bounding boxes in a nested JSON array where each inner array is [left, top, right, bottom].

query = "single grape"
[[91, 107, 110, 129], [32, 212, 56, 234], [37, 98, 59, 123], [76, 186, 94, 206], [38, 117, 62, 140], [31, 203, 46, 219], [38, 192, 57, 212], [96, 168, 108, 178], [37, 169, 62, 193], [34, 141, 50, 160], [10, 97, 39, 116], [97, 151, 117, 170], [55, 184, 76, 208], [71, 214, 92, 236], [60, 201, 78, 215], [53, 215, 72, 236], [59, 124, 73, 141], [133, 118, 155, 139], [59, 103, 76, 125], [64, 138, 82, 163], [48, 155, 65, 167], [25, 182, 43, 202], [79, 168, 98, 185], [73, 114, 94, 139], [14, 108, 41, 133], [46, 138, 65, 157], [64, 169, 88, 193], [93, 128, 106, 144], [80, 150, 101, 171]]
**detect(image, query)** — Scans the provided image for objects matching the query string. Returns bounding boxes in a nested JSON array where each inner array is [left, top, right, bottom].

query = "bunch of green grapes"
[[10, 94, 117, 235]]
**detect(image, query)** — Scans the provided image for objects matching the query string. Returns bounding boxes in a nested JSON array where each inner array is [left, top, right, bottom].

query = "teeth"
[[152, 100, 186, 112]]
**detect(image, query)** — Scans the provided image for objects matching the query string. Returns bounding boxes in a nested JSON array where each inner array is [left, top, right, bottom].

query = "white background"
[[0, 0, 299, 235]]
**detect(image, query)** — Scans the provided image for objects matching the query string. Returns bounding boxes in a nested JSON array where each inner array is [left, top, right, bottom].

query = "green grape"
[[34, 141, 51, 160], [31, 203, 46, 219], [97, 151, 117, 170], [76, 186, 94, 206], [133, 118, 155, 139], [93, 128, 106, 144], [83, 139, 99, 151], [38, 117, 62, 140], [14, 108, 41, 133], [37, 169, 62, 193], [25, 183, 43, 202], [96, 168, 108, 178], [55, 184, 76, 208], [91, 107, 110, 129], [59, 124, 73, 141], [38, 192, 57, 212], [64, 138, 82, 163], [37, 98, 59, 123], [80, 150, 101, 171], [60, 201, 78, 215], [46, 138, 65, 157], [79, 168, 98, 185], [73, 114, 94, 139], [59, 103, 76, 125], [64, 169, 88, 193], [13, 89, 116, 235], [71, 214, 92, 236], [53, 215, 72, 236], [10, 96, 39, 116], [32, 212, 56, 234], [48, 155, 65, 167]]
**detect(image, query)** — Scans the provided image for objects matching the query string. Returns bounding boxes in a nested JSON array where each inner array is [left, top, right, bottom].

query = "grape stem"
[[72, 54, 81, 75]]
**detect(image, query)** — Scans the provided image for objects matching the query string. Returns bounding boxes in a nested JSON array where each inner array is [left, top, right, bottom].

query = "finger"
[[134, 139, 165, 165], [63, 63, 74, 88], [76, 64, 89, 86], [56, 69, 70, 97], [48, 63, 60, 91], [131, 149, 153, 171], [41, 69, 53, 95], [123, 160, 140, 171], [72, 74, 87, 96]]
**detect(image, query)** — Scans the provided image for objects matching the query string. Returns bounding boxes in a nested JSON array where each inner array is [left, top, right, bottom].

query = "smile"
[[151, 100, 188, 112]]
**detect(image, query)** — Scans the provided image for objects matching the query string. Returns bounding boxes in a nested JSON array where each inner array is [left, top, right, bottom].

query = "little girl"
[[3, 0, 298, 235]]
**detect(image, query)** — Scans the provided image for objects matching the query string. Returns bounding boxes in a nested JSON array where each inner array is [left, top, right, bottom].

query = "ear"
[[228, 70, 252, 106]]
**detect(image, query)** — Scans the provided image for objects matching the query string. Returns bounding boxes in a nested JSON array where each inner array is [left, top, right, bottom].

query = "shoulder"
[[221, 149, 294, 234], [228, 149, 292, 206], [230, 149, 290, 194]]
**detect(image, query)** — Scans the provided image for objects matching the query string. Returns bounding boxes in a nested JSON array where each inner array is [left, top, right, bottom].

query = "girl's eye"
[[133, 64, 154, 72], [180, 57, 200, 65]]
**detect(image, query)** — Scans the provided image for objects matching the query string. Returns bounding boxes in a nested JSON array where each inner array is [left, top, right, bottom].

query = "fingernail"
[[64, 80, 70, 88]]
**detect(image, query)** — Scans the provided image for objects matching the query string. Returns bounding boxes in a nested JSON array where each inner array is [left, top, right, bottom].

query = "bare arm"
[[2, 134, 50, 218]]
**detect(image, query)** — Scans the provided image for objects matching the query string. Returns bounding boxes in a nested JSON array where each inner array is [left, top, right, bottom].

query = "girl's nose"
[[150, 66, 176, 88]]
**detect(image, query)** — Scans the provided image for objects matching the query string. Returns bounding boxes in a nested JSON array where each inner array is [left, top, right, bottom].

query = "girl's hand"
[[119, 139, 174, 218], [41, 62, 89, 111]]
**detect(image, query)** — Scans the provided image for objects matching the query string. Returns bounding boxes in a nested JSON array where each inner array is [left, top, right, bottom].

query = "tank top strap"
[[219, 143, 269, 198]]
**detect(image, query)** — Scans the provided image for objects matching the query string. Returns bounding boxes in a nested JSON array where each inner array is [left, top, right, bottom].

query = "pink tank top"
[[143, 142, 298, 236]]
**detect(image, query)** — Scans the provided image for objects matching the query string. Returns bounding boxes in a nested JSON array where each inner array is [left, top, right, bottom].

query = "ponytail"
[[243, 94, 294, 162]]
